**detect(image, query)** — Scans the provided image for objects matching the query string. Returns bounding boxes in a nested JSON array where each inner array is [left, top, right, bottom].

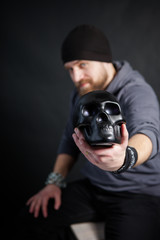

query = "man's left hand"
[[72, 124, 128, 172]]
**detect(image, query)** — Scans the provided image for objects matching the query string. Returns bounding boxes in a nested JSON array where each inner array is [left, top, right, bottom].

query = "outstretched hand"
[[26, 184, 62, 218], [72, 124, 128, 172]]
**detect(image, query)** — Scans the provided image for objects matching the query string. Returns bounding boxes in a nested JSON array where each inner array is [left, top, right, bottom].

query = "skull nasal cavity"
[[96, 112, 109, 123]]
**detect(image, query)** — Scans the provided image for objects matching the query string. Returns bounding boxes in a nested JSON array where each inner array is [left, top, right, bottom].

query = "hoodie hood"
[[107, 61, 146, 100]]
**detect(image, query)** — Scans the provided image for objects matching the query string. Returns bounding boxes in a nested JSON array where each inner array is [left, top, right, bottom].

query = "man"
[[22, 25, 160, 239]]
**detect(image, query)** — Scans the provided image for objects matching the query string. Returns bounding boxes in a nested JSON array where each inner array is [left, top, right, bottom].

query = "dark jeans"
[[15, 179, 160, 240]]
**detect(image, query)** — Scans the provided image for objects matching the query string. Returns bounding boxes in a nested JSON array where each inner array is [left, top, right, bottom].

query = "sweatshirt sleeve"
[[121, 81, 160, 159], [57, 90, 80, 159]]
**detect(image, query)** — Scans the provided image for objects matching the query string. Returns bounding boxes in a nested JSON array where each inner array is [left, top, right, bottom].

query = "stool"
[[71, 222, 105, 240]]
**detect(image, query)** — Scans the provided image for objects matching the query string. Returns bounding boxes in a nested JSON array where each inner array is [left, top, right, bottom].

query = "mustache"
[[76, 79, 92, 88]]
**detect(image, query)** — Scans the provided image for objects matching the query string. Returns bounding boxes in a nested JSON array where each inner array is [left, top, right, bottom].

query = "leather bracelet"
[[113, 146, 138, 174], [45, 172, 67, 188]]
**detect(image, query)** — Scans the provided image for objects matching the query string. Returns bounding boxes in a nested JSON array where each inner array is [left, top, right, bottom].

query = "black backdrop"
[[2, 0, 160, 221]]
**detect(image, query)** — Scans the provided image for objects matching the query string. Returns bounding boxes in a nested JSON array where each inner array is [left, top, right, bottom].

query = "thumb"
[[121, 124, 129, 147]]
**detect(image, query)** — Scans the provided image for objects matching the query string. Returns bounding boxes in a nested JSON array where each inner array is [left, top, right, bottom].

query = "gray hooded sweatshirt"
[[58, 61, 160, 196]]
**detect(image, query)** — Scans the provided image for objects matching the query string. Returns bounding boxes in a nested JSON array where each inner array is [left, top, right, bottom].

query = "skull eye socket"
[[82, 104, 98, 117], [82, 107, 90, 117], [105, 103, 120, 115]]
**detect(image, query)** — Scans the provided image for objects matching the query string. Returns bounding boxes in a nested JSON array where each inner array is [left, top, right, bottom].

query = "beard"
[[76, 79, 93, 96], [76, 77, 107, 96]]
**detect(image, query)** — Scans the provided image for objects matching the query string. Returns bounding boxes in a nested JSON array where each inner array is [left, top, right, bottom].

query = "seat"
[[71, 222, 105, 240]]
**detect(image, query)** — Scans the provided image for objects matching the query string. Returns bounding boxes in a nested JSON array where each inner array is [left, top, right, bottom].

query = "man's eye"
[[80, 63, 86, 68], [69, 68, 73, 72]]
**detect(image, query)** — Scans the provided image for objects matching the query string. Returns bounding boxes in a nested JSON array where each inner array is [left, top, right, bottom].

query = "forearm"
[[128, 133, 153, 167], [53, 153, 76, 177]]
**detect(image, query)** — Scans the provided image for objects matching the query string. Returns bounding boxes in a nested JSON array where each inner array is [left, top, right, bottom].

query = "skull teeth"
[[101, 125, 113, 130]]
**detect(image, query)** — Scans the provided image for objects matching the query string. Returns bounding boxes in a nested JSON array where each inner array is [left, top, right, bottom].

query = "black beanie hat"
[[61, 25, 112, 64]]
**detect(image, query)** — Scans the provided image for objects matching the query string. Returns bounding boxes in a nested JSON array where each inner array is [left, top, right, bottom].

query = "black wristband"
[[113, 146, 138, 174]]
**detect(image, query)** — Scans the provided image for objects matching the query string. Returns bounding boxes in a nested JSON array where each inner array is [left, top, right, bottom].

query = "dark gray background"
[[2, 0, 160, 219]]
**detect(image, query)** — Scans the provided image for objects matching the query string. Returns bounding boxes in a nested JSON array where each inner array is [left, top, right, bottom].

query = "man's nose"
[[72, 69, 84, 82]]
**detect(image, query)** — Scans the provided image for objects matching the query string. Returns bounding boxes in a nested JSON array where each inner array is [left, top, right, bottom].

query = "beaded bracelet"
[[45, 172, 67, 188], [113, 146, 138, 174]]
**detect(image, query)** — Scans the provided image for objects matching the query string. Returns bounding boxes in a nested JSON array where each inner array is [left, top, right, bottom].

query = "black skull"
[[73, 90, 126, 146]]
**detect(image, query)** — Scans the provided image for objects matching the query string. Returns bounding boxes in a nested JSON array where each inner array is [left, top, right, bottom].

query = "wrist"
[[45, 172, 67, 188], [113, 146, 138, 174]]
